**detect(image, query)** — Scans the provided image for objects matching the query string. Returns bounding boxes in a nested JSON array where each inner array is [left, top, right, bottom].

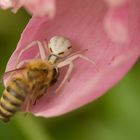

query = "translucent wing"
[[3, 67, 26, 78], [0, 67, 25, 86]]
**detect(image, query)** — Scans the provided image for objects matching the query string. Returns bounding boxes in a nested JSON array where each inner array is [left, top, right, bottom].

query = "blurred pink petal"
[[105, 0, 128, 7], [4, 0, 140, 117], [0, 0, 55, 17], [0, 0, 13, 9], [24, 0, 55, 17], [104, 4, 129, 43]]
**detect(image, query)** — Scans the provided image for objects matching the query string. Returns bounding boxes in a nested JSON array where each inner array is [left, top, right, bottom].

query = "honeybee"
[[0, 36, 98, 122]]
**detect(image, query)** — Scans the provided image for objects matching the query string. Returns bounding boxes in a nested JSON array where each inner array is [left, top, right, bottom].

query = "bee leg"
[[24, 112, 29, 117], [33, 93, 44, 105], [16, 40, 47, 66], [24, 100, 31, 112], [33, 100, 37, 105], [55, 62, 74, 93]]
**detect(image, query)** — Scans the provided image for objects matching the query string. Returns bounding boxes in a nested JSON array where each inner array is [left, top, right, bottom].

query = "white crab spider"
[[15, 36, 98, 92]]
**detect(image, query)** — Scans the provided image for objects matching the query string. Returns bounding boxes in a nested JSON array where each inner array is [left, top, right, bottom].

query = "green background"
[[0, 9, 140, 140]]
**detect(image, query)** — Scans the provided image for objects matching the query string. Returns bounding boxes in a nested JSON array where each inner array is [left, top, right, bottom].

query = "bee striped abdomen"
[[0, 78, 29, 122]]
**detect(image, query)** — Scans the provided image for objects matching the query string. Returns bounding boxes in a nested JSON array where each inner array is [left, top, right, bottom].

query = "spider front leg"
[[16, 53, 39, 68], [55, 53, 98, 93], [55, 62, 74, 93], [16, 40, 47, 66], [8, 41, 47, 80], [67, 54, 99, 71]]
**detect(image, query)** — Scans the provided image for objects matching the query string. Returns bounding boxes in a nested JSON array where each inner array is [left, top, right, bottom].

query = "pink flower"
[[4, 0, 140, 117], [0, 0, 55, 17]]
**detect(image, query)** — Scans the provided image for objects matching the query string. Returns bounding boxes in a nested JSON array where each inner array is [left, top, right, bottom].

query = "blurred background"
[[0, 8, 140, 140]]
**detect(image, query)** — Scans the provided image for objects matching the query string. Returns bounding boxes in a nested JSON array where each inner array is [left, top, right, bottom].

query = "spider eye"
[[68, 46, 72, 49], [58, 52, 64, 55], [50, 48, 53, 52]]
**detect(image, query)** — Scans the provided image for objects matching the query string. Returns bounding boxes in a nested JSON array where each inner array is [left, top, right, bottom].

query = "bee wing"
[[0, 67, 26, 86], [2, 67, 26, 80]]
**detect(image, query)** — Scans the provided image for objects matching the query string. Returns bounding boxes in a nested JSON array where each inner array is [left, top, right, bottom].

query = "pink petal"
[[24, 0, 55, 17], [0, 0, 55, 17], [105, 0, 128, 7], [5, 0, 140, 117], [11, 0, 24, 13], [104, 4, 129, 43]]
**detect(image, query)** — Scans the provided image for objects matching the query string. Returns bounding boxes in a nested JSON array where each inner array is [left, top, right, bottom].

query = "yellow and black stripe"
[[0, 78, 28, 122], [0, 60, 59, 123]]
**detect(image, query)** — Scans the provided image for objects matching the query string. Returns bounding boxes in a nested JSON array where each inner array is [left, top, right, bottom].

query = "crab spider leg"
[[7, 51, 40, 80], [43, 40, 49, 53], [16, 53, 39, 68], [16, 41, 47, 66], [67, 54, 98, 71], [59, 49, 88, 63], [56, 53, 98, 92], [5, 59, 30, 82], [58, 54, 98, 71], [9, 41, 45, 82], [55, 62, 74, 93], [7, 53, 40, 80], [16, 59, 31, 68]]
